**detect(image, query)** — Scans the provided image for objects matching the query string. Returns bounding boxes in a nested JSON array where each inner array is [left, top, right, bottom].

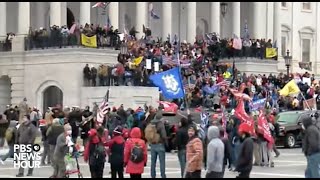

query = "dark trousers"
[[130, 174, 142, 178], [206, 171, 224, 178], [18, 151, 34, 175], [89, 162, 105, 178], [41, 141, 51, 164], [111, 163, 124, 178], [236, 171, 250, 178], [185, 170, 201, 178]]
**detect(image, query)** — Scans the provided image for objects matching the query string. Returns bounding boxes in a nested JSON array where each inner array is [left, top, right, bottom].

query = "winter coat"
[[83, 129, 108, 163], [186, 136, 203, 172], [106, 135, 125, 170], [53, 133, 68, 163], [124, 127, 148, 174], [47, 123, 64, 145], [235, 136, 254, 173], [206, 126, 224, 173], [0, 118, 9, 138], [16, 121, 37, 145], [175, 122, 189, 151], [302, 117, 320, 156]]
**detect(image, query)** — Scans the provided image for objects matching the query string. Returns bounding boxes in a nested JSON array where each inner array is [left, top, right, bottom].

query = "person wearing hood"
[[185, 125, 203, 178], [83, 126, 107, 178], [145, 111, 167, 178], [124, 127, 148, 178], [206, 126, 225, 178], [50, 124, 73, 178], [106, 126, 125, 178], [47, 118, 65, 170], [175, 117, 189, 177], [15, 115, 38, 177], [235, 123, 254, 178], [302, 116, 320, 178]]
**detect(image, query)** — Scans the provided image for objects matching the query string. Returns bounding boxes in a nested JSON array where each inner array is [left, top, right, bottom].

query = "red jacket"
[[83, 129, 108, 162], [124, 127, 148, 174]]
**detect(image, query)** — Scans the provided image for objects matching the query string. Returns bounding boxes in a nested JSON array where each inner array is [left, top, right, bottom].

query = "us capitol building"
[[0, 2, 318, 112]]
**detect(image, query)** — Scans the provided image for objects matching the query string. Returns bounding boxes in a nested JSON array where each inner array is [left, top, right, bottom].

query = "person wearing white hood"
[[206, 126, 225, 178]]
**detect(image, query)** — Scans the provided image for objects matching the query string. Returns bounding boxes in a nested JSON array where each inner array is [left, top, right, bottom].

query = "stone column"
[[162, 2, 172, 40], [50, 2, 62, 27], [232, 2, 241, 37], [0, 2, 6, 37], [210, 2, 220, 35], [136, 2, 147, 39], [18, 2, 30, 35], [109, 2, 119, 30], [273, 2, 281, 56], [80, 2, 91, 25], [252, 2, 264, 38], [36, 2, 46, 29], [187, 2, 196, 43], [61, 2, 67, 26]]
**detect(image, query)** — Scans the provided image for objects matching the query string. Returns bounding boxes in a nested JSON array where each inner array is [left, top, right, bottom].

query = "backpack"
[[92, 137, 106, 161], [144, 123, 160, 144], [130, 141, 144, 163], [5, 127, 14, 142]]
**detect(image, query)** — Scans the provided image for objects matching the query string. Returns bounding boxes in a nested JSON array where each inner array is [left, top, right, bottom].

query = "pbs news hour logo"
[[13, 144, 41, 169]]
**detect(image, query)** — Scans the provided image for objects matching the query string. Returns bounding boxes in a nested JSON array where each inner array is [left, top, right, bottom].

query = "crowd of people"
[[0, 69, 320, 178]]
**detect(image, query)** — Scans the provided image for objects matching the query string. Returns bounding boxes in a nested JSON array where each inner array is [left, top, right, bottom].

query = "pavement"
[[0, 146, 307, 178]]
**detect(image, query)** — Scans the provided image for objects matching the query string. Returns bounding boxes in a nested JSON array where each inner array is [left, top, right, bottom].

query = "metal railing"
[[23, 33, 121, 51]]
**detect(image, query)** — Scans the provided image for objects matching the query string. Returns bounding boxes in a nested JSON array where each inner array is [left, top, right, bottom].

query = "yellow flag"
[[81, 34, 97, 48], [266, 48, 277, 58], [279, 80, 301, 96], [132, 56, 143, 66]]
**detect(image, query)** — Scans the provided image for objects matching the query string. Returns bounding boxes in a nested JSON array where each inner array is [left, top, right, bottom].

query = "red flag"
[[234, 99, 255, 136], [257, 110, 274, 145]]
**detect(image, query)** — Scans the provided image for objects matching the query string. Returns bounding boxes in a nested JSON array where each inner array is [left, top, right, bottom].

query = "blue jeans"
[[305, 152, 320, 178], [232, 141, 241, 167], [177, 149, 186, 177], [150, 144, 166, 178], [1, 145, 14, 161]]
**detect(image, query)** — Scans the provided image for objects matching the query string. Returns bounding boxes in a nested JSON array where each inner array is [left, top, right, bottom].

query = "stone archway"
[[0, 75, 11, 113], [36, 80, 63, 113], [67, 8, 75, 29], [43, 86, 63, 113]]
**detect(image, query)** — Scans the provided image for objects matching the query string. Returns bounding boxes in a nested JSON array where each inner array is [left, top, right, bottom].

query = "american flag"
[[217, 80, 230, 87], [149, 3, 160, 20], [92, 2, 110, 9], [96, 89, 110, 126], [162, 55, 178, 66]]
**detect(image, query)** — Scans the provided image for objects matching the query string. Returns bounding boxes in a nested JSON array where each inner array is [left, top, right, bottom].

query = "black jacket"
[[176, 125, 189, 150], [303, 117, 320, 156], [221, 137, 232, 166], [235, 136, 254, 173]]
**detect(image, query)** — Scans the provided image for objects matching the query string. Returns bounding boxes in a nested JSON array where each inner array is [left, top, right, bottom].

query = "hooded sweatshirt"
[[206, 126, 225, 173], [302, 117, 320, 156]]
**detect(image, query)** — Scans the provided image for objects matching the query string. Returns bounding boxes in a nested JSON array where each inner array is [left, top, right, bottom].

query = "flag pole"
[[300, 92, 312, 110]]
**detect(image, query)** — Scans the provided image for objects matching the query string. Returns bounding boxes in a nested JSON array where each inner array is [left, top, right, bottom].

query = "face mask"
[[66, 130, 72, 135]]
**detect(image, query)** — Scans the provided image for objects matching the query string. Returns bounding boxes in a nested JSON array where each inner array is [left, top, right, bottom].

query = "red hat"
[[238, 123, 252, 135]]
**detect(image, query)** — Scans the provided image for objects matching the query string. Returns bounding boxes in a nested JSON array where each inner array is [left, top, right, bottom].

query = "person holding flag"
[[149, 67, 185, 100]]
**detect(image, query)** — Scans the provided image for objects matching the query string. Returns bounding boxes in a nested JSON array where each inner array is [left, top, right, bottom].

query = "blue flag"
[[203, 85, 219, 95], [250, 98, 266, 111], [149, 67, 185, 99], [199, 112, 209, 141]]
